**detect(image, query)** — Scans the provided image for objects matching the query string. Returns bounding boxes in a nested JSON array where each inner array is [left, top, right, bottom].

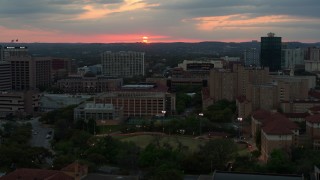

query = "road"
[[28, 117, 53, 150]]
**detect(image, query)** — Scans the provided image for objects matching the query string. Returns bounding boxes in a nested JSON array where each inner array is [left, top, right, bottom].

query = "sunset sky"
[[0, 0, 319, 43]]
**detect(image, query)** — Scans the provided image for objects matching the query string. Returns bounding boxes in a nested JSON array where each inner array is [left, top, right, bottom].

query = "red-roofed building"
[[260, 113, 299, 161], [284, 112, 309, 122], [306, 114, 320, 150], [251, 109, 271, 139], [251, 110, 300, 161], [0, 162, 88, 180], [61, 161, 88, 180], [0, 168, 73, 180], [309, 106, 320, 115]]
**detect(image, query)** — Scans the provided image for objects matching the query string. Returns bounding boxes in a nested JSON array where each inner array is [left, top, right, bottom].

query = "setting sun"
[[142, 36, 149, 43]]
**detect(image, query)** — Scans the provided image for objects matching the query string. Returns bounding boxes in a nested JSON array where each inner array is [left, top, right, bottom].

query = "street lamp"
[[237, 117, 243, 139], [198, 113, 204, 136], [161, 110, 166, 133]]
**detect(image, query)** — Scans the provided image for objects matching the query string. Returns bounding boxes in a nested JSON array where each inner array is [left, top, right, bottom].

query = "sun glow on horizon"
[[142, 36, 149, 43]]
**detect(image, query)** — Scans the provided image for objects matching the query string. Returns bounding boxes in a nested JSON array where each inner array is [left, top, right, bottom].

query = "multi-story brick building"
[[209, 69, 236, 102], [51, 58, 77, 81], [251, 111, 299, 161], [95, 84, 176, 118], [209, 64, 315, 117], [306, 114, 320, 150], [281, 100, 320, 113], [305, 47, 320, 72], [0, 90, 40, 118], [209, 64, 270, 103], [56, 75, 123, 94], [7, 56, 52, 90]]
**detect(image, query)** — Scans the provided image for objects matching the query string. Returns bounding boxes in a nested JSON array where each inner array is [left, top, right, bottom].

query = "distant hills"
[[2, 41, 319, 66]]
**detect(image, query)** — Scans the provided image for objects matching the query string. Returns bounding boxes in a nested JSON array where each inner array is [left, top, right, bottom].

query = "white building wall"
[[281, 48, 305, 69]]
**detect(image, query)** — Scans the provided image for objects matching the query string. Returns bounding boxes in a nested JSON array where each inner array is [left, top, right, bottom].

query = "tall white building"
[[101, 51, 145, 78], [244, 48, 260, 67], [281, 48, 305, 70], [2, 46, 29, 61]]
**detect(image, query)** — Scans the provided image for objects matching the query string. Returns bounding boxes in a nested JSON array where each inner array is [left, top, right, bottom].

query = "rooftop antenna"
[[267, 32, 275, 37]]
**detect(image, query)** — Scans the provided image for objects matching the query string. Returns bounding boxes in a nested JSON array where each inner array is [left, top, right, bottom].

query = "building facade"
[[56, 75, 123, 94], [2, 46, 29, 61], [244, 48, 260, 67], [51, 58, 77, 81], [260, 33, 282, 72], [0, 61, 12, 91], [8, 56, 52, 90], [177, 59, 224, 71], [305, 47, 320, 72], [74, 102, 122, 122], [281, 48, 305, 70], [306, 114, 320, 150], [0, 90, 40, 118], [101, 51, 145, 78], [96, 84, 176, 118], [252, 112, 299, 161]]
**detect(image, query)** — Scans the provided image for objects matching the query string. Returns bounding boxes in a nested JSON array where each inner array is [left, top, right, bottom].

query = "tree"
[[54, 119, 70, 140], [204, 99, 236, 123], [266, 149, 295, 174], [139, 142, 184, 180], [116, 141, 140, 169], [255, 129, 261, 150], [197, 139, 237, 170]]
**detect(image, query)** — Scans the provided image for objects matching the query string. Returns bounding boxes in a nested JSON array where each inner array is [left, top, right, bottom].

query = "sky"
[[0, 0, 320, 43]]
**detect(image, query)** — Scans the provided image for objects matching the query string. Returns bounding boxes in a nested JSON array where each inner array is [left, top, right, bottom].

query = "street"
[[28, 117, 53, 150]]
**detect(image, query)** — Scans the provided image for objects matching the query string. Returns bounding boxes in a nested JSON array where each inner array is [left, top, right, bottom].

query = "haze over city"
[[1, 0, 320, 43]]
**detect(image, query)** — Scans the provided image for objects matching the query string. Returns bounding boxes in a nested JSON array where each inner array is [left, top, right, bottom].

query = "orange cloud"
[[189, 14, 320, 31], [74, 0, 159, 20]]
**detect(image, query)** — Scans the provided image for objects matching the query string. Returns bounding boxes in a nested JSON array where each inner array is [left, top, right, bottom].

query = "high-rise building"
[[260, 33, 282, 72], [244, 48, 260, 67], [51, 58, 77, 81], [281, 48, 305, 70], [8, 56, 52, 90], [305, 47, 320, 61], [101, 51, 145, 78], [305, 47, 320, 72], [0, 61, 12, 91], [2, 46, 29, 61]]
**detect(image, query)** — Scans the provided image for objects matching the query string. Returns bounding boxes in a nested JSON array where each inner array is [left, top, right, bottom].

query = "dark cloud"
[[48, 0, 123, 5], [149, 0, 320, 18], [0, 0, 84, 16], [0, 0, 319, 42]]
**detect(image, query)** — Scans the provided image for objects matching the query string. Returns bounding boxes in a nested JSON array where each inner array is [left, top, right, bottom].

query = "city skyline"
[[0, 0, 320, 43]]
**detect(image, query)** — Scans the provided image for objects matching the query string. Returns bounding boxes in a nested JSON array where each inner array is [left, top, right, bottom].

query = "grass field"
[[118, 135, 207, 152], [115, 134, 251, 156]]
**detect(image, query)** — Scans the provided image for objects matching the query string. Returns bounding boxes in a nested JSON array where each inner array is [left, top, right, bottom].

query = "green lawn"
[[118, 135, 207, 152]]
